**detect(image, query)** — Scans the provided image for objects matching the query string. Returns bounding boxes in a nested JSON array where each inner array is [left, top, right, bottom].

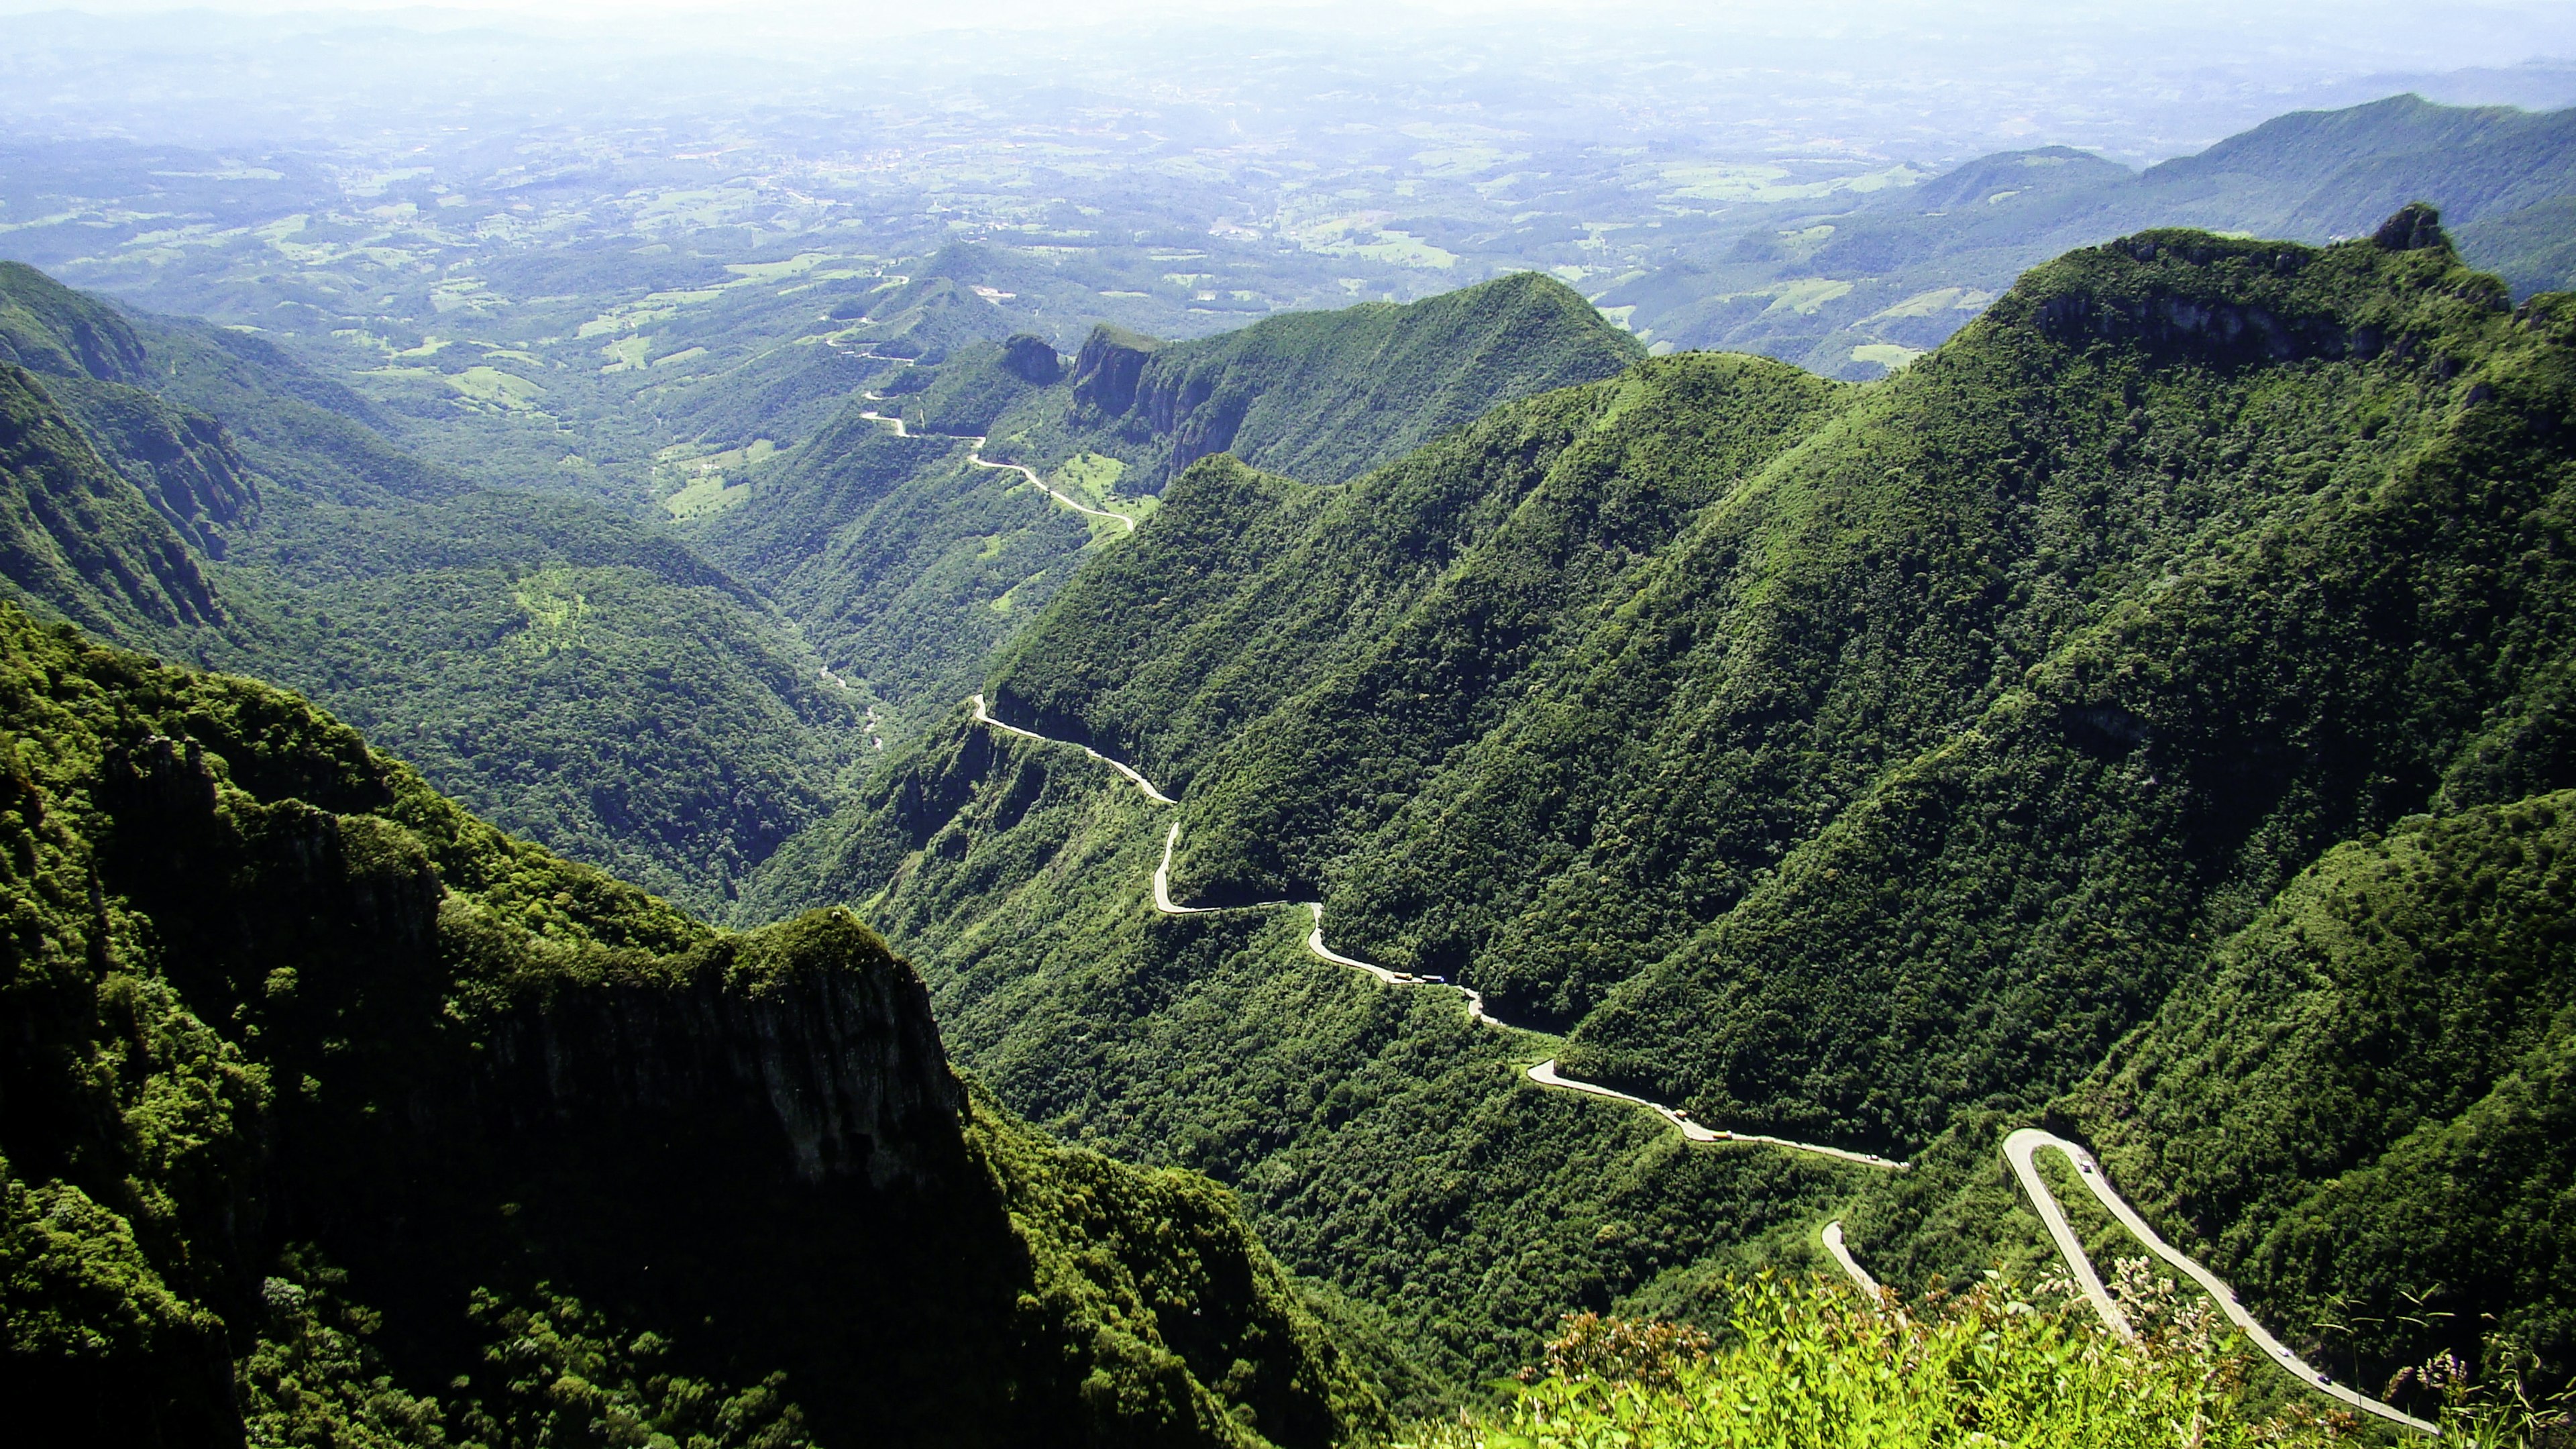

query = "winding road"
[[957, 690, 2440, 1432], [967, 692, 1892, 1170], [975, 694, 1173, 801], [2002, 1130, 2438, 1435], [836, 297, 1136, 533], [1821, 1220, 1888, 1305], [858, 413, 1139, 533], [827, 341, 916, 367]]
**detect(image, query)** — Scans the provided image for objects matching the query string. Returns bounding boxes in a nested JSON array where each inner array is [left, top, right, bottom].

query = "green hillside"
[[0, 262, 859, 918], [1028, 272, 1647, 494], [2059, 792, 2576, 1382], [219, 501, 863, 912], [800, 208, 2576, 1407], [0, 599, 1382, 1448], [695, 272, 1642, 750], [0, 362, 235, 651]]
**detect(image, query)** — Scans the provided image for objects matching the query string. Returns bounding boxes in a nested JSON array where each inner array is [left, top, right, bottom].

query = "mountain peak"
[[1056, 270, 1642, 492]]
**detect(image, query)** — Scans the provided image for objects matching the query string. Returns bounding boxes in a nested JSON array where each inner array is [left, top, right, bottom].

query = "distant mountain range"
[[1611, 93, 2576, 374]]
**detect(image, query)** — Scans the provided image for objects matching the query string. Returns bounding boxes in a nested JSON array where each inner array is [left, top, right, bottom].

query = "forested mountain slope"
[[0, 262, 859, 918], [0, 601, 1381, 1448], [2057, 792, 2576, 1385], [801, 207, 2576, 1403], [1024, 272, 1646, 494], [694, 273, 1640, 749], [1539, 207, 2570, 1144], [0, 360, 235, 651], [217, 491, 859, 916]]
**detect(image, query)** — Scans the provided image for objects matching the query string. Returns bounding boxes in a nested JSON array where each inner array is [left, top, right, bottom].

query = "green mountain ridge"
[[2069, 791, 2576, 1383], [2153, 94, 2576, 238], [0, 599, 1382, 1448], [0, 361, 235, 649], [1035, 272, 1648, 494], [808, 207, 2576, 1406], [694, 272, 1642, 754]]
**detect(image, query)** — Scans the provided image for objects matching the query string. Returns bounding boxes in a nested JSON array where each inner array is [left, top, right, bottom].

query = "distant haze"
[[4, 1, 2574, 162]]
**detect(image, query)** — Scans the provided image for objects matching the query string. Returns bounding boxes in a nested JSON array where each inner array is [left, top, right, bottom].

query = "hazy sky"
[[6, 0, 2573, 164], [5, 0, 2573, 60]]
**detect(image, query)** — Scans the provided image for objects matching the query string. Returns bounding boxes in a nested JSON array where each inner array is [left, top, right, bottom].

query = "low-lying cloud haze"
[[5, 1, 2575, 162]]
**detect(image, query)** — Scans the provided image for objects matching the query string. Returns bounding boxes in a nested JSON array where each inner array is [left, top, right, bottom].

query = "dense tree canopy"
[[806, 211, 2576, 1406]]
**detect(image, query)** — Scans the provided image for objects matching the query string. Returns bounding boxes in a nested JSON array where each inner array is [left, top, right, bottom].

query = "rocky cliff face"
[[1067, 322, 1292, 490], [0, 363, 235, 637], [1067, 326, 1252, 478], [1, 261, 262, 553], [1069, 322, 1164, 422], [470, 910, 967, 1190], [2017, 207, 2489, 367], [0, 602, 1378, 1449]]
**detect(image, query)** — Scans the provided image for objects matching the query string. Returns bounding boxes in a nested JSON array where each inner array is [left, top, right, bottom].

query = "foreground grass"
[[1401, 1267, 2573, 1449]]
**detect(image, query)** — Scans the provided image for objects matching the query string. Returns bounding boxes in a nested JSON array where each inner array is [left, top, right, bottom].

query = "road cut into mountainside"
[[1525, 1060, 1909, 1169], [857, 414, 1139, 532], [973, 693, 1175, 802], [1821, 1220, 1888, 1303], [827, 340, 917, 367], [965, 692, 1884, 1164], [960, 692, 2440, 1429], [1527, 1057, 1723, 1142], [965, 447, 1138, 532], [2002, 1129, 2439, 1436]]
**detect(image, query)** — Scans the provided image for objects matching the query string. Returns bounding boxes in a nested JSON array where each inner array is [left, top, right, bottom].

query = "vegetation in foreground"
[[0, 599, 1379, 1448], [1407, 1273, 2575, 1449]]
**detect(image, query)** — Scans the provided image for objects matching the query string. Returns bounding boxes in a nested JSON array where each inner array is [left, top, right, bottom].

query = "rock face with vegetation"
[[800, 207, 2576, 1407], [0, 602, 1382, 1448]]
